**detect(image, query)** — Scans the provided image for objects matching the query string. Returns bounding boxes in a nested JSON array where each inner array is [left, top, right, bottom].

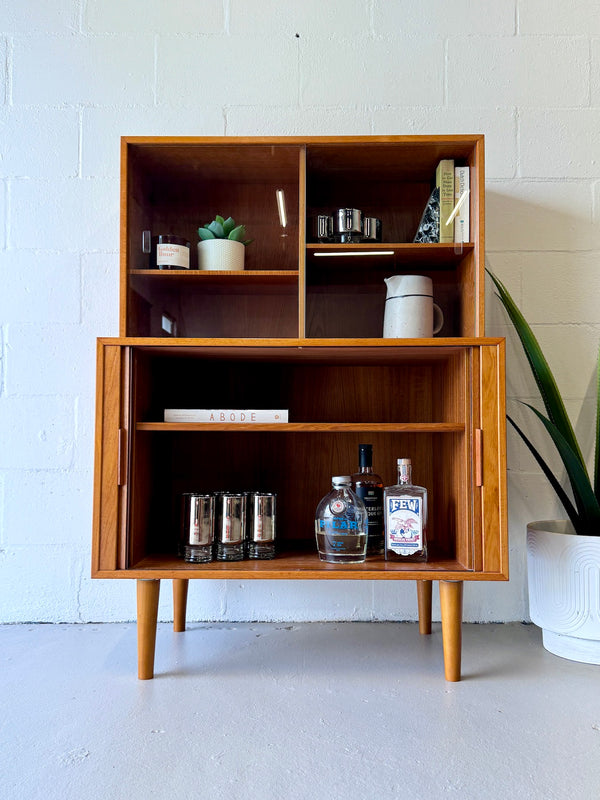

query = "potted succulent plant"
[[488, 270, 600, 664], [197, 215, 252, 271]]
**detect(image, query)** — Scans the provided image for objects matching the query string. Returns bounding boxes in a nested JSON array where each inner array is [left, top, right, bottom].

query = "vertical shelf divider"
[[298, 145, 307, 338]]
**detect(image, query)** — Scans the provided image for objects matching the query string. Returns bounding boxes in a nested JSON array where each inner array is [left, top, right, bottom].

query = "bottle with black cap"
[[351, 443, 384, 556]]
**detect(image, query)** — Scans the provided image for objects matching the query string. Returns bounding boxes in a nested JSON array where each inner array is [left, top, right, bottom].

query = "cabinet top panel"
[[98, 336, 503, 360], [122, 134, 484, 145]]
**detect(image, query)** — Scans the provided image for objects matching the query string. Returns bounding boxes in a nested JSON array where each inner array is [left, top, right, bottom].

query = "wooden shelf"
[[136, 422, 466, 433], [130, 269, 298, 288], [119, 551, 494, 581]]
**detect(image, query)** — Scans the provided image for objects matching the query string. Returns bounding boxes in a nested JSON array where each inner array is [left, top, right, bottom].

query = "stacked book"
[[414, 160, 470, 244]]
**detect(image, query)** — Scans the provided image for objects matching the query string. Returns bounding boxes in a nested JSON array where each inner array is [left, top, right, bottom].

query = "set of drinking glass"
[[180, 491, 277, 562], [313, 208, 381, 243]]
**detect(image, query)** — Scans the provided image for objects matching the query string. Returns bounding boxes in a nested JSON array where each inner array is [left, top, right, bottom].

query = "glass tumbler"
[[181, 493, 215, 563], [247, 493, 277, 559], [215, 493, 246, 561]]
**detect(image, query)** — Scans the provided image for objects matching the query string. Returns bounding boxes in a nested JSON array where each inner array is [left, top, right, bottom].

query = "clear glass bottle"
[[384, 458, 428, 562], [315, 476, 368, 564], [351, 443, 384, 556]]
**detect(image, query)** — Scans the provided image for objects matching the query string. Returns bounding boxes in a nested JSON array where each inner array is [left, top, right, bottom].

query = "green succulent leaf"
[[228, 224, 246, 242], [222, 217, 236, 237], [207, 220, 225, 238], [487, 269, 588, 476], [198, 216, 251, 244]]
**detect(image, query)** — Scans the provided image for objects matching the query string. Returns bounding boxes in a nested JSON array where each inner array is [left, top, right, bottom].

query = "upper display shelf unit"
[[120, 135, 484, 339]]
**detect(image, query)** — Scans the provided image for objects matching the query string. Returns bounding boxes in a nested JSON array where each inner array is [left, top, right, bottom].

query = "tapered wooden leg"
[[439, 580, 463, 682], [416, 580, 432, 635], [173, 579, 189, 632], [137, 579, 160, 680]]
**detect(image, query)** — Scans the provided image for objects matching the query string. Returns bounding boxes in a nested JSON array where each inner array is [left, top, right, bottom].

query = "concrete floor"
[[1, 622, 599, 800]]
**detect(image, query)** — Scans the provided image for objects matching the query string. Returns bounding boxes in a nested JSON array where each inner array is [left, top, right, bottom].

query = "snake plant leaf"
[[521, 403, 600, 533], [487, 270, 588, 475], [507, 414, 580, 528], [197, 227, 216, 240], [596, 345, 600, 500]]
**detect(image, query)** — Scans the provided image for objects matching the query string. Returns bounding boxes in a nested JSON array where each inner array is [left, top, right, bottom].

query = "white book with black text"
[[454, 166, 470, 243], [164, 409, 289, 423]]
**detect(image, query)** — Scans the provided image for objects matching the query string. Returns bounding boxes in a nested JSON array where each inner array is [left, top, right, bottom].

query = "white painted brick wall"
[[518, 0, 600, 35], [520, 110, 600, 179], [1, 0, 599, 625], [448, 37, 590, 107], [84, 0, 225, 34], [301, 37, 445, 106], [12, 35, 155, 106], [157, 35, 299, 106]]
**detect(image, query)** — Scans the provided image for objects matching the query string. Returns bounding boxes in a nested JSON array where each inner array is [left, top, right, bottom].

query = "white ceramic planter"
[[527, 520, 600, 664], [197, 239, 245, 271]]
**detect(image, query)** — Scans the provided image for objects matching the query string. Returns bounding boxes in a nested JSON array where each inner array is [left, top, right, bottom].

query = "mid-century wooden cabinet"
[[92, 136, 507, 681]]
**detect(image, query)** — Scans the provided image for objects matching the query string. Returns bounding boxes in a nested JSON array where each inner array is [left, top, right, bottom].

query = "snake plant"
[[198, 215, 252, 245], [488, 269, 600, 536]]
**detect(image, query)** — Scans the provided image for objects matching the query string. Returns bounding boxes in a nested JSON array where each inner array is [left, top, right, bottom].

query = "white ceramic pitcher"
[[383, 275, 444, 338]]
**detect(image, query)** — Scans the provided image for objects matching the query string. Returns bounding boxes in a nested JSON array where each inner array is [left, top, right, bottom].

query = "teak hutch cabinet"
[[92, 136, 507, 681]]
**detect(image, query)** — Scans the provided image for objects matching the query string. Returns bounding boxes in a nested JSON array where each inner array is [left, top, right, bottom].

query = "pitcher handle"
[[433, 303, 444, 335]]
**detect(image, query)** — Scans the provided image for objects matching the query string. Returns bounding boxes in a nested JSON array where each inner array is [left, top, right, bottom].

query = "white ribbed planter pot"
[[527, 520, 600, 664], [197, 239, 245, 271]]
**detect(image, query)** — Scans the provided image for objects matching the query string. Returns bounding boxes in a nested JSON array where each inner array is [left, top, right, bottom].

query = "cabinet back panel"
[[127, 181, 299, 273], [133, 354, 466, 425], [307, 180, 432, 244], [128, 431, 467, 562], [129, 288, 298, 338], [305, 265, 466, 338]]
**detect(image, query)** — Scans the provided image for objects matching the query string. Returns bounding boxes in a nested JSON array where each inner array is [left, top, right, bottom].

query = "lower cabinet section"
[[92, 338, 508, 680]]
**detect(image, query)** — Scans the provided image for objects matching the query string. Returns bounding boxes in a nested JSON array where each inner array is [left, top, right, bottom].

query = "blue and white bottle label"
[[386, 496, 422, 555]]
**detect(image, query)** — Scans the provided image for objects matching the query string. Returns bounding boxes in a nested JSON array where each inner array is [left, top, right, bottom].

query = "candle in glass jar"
[[151, 234, 191, 270]]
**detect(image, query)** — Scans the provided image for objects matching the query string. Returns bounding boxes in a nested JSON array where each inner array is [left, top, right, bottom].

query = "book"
[[435, 159, 455, 243], [163, 409, 289, 423], [453, 166, 470, 243]]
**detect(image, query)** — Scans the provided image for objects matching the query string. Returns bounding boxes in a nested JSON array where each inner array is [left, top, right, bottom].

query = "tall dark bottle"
[[351, 443, 384, 556]]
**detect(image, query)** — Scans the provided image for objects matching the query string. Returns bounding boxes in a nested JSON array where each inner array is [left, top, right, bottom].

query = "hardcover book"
[[454, 166, 470, 243], [435, 159, 455, 243]]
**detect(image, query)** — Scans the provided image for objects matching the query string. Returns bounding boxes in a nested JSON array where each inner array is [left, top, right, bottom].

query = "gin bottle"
[[351, 444, 384, 556], [384, 458, 428, 562], [315, 476, 368, 564]]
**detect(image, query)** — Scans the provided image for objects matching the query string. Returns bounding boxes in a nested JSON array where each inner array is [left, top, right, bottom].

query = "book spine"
[[436, 159, 455, 243], [164, 409, 289, 423], [454, 166, 470, 244]]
